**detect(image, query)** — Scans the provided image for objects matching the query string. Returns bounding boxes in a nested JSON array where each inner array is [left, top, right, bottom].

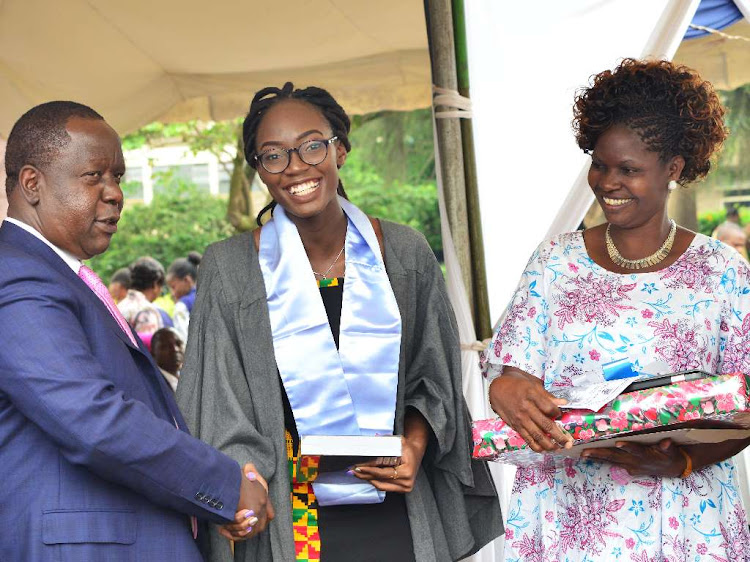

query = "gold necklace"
[[605, 220, 677, 270]]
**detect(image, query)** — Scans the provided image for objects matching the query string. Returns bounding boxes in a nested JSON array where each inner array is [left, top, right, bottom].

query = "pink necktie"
[[78, 265, 139, 347], [79, 265, 198, 538]]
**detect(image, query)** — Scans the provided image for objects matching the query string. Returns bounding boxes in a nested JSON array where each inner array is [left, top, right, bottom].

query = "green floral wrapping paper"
[[472, 372, 750, 466]]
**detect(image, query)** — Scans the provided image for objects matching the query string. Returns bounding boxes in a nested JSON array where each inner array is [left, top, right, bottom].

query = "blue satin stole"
[[258, 197, 402, 505]]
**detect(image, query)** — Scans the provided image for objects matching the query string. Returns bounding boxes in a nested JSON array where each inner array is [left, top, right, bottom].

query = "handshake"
[[219, 462, 275, 542]]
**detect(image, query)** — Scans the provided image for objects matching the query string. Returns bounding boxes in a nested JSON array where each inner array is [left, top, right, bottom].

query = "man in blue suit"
[[0, 102, 271, 561]]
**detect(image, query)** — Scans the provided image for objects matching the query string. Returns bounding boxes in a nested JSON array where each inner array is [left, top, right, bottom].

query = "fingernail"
[[243, 510, 255, 518], [354, 467, 362, 473], [346, 469, 354, 476], [244, 526, 253, 534], [247, 517, 258, 527], [246, 471, 257, 481]]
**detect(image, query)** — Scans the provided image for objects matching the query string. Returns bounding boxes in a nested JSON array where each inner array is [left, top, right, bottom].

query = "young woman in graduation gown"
[[176, 83, 502, 562]]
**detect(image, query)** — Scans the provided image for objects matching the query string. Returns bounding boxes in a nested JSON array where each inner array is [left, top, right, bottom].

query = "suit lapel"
[[0, 222, 142, 351], [0, 222, 188, 428]]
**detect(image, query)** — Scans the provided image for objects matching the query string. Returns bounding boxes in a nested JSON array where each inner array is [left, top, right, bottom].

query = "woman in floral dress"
[[484, 59, 750, 561]]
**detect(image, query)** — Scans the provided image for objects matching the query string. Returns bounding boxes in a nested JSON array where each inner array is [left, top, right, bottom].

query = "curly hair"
[[241, 82, 351, 225], [573, 58, 728, 184]]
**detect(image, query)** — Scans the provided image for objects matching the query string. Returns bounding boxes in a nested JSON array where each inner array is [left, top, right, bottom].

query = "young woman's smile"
[[255, 99, 346, 223]]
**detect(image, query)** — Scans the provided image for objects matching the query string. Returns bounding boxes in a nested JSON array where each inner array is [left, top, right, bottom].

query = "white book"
[[299, 435, 402, 471]]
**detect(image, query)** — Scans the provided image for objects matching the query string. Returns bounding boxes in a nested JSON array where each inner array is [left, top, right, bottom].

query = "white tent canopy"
[[0, 0, 431, 137]]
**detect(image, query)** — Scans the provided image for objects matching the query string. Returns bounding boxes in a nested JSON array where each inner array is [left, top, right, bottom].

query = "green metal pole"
[[424, 0, 475, 312], [452, 0, 492, 339]]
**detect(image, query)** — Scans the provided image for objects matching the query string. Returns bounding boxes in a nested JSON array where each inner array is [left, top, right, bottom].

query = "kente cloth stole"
[[259, 197, 402, 506], [287, 430, 321, 561]]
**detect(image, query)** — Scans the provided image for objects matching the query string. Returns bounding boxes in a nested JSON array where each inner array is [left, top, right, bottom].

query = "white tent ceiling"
[[0, 0, 431, 137], [1, 0, 748, 140]]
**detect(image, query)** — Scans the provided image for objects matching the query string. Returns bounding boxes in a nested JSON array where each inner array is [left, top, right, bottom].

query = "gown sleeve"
[[176, 244, 278, 560], [391, 227, 503, 560]]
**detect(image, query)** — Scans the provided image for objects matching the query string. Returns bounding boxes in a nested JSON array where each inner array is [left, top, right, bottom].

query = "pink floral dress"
[[483, 231, 750, 562]]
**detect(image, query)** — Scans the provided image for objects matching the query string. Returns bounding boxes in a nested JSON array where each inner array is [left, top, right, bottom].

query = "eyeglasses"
[[255, 136, 338, 174]]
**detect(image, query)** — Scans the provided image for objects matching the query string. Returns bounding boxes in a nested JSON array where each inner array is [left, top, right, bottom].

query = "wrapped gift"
[[473, 372, 750, 467]]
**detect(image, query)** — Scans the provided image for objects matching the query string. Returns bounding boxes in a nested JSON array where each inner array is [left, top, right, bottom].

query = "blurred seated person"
[[118, 256, 170, 346], [719, 205, 741, 228], [714, 221, 748, 260], [167, 253, 200, 343], [108, 267, 131, 303], [151, 328, 184, 392]]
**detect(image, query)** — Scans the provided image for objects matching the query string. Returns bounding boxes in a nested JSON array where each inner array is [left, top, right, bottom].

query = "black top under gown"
[[279, 278, 416, 562]]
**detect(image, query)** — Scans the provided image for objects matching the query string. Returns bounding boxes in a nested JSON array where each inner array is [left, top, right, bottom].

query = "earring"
[[668, 180, 678, 191]]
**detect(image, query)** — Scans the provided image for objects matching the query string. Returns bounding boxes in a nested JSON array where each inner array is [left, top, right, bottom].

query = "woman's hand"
[[352, 408, 429, 493], [581, 438, 686, 478], [351, 436, 423, 493], [489, 367, 572, 453], [218, 462, 274, 542]]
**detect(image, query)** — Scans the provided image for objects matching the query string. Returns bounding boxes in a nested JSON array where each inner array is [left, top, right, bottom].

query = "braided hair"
[[242, 82, 352, 226], [573, 58, 727, 184]]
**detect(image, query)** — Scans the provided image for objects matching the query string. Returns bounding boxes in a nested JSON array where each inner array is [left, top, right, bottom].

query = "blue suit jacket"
[[0, 222, 242, 561]]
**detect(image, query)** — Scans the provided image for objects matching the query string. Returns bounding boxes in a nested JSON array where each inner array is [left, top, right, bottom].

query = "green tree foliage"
[[88, 172, 234, 282], [340, 157, 442, 257], [342, 109, 442, 255], [123, 119, 261, 231], [718, 84, 750, 181], [702, 84, 750, 190], [698, 209, 727, 236], [698, 206, 750, 236]]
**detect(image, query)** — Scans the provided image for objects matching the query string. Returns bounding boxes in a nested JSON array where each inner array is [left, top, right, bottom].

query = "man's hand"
[[218, 462, 274, 542], [489, 368, 572, 453]]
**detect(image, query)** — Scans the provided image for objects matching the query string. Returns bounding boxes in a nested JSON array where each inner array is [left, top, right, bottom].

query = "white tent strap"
[[688, 23, 750, 42], [460, 338, 492, 352], [432, 85, 473, 119]]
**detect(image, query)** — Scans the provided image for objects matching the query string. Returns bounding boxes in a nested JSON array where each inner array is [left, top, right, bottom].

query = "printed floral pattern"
[[553, 272, 636, 329], [482, 232, 750, 562]]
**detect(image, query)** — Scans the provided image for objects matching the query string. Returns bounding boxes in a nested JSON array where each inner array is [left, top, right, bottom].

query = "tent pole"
[[424, 0, 476, 315], [451, 0, 492, 340]]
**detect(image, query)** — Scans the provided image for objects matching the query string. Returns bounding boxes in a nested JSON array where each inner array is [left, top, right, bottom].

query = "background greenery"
[[89, 173, 234, 281], [697, 207, 750, 237], [91, 108, 440, 281], [341, 109, 441, 257]]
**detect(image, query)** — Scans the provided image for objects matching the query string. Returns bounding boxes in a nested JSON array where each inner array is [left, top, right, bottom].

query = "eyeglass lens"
[[259, 139, 330, 174]]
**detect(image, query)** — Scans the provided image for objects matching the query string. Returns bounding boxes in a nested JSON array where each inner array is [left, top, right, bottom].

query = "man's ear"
[[17, 165, 42, 205]]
